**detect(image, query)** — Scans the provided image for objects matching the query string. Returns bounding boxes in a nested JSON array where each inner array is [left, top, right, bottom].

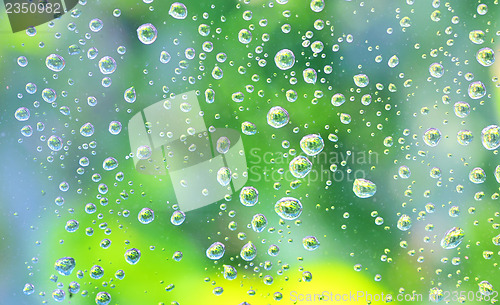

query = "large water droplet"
[[169, 2, 188, 19], [98, 56, 117, 74], [240, 241, 257, 261], [137, 23, 157, 45], [223, 265, 237, 280], [54, 257, 76, 276], [353, 178, 377, 198], [476, 47, 495, 66], [302, 236, 320, 251], [468, 81, 486, 99], [138, 207, 154, 224], [95, 292, 112, 305], [481, 125, 500, 150], [423, 128, 442, 147], [80, 122, 94, 137], [103, 157, 118, 171], [47, 135, 63, 151], [124, 86, 136, 103], [440, 227, 464, 249], [353, 74, 369, 87], [275, 197, 302, 220], [15, 107, 30, 121], [300, 134, 324, 156], [124, 248, 141, 264], [274, 49, 295, 70], [251, 214, 267, 233], [206, 242, 225, 260], [45, 54, 65, 72], [397, 214, 412, 231], [267, 106, 289, 128], [289, 156, 312, 178], [240, 186, 259, 206]]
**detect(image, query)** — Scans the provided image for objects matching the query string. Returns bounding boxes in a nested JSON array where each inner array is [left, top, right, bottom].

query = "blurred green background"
[[1, 0, 499, 304]]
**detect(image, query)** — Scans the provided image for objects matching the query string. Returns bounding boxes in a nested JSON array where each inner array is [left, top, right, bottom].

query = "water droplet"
[[136, 145, 152, 160], [216, 136, 230, 154], [440, 227, 464, 249], [454, 102, 470, 118], [137, 23, 157, 45], [423, 128, 441, 147], [388, 55, 399, 68], [80, 122, 94, 137], [138, 207, 154, 224], [102, 157, 118, 171], [65, 220, 79, 232], [398, 166, 411, 179], [212, 66, 224, 79], [457, 130, 473, 145], [109, 121, 122, 135], [223, 265, 237, 280], [124, 248, 141, 264], [492, 233, 500, 246], [494, 165, 500, 183], [241, 121, 257, 135], [477, 3, 488, 15], [95, 291, 111, 305], [47, 135, 63, 151], [353, 74, 369, 87], [476, 47, 495, 66], [23, 283, 35, 295], [169, 2, 188, 19], [238, 29, 252, 44], [240, 241, 257, 261], [397, 214, 412, 231], [310, 0, 325, 12], [429, 63, 444, 78], [469, 30, 485, 44], [90, 265, 104, 279], [429, 287, 444, 302], [331, 93, 345, 106], [52, 289, 65, 302], [268, 244, 280, 256], [240, 186, 259, 206], [289, 156, 312, 178], [267, 106, 289, 128], [468, 81, 486, 99], [15, 107, 30, 121], [302, 236, 320, 251], [171, 210, 186, 226], [42, 88, 57, 103], [45, 54, 65, 72], [54, 257, 76, 276], [275, 197, 302, 220], [206, 242, 225, 260], [160, 51, 171, 63], [251, 214, 267, 233], [274, 49, 295, 70], [300, 134, 324, 156], [303, 68, 317, 84], [98, 56, 117, 74], [400, 16, 411, 27], [353, 178, 377, 198], [217, 167, 231, 186], [124, 86, 136, 103], [89, 18, 103, 32], [481, 125, 500, 150], [17, 56, 28, 67], [468, 167, 486, 184]]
